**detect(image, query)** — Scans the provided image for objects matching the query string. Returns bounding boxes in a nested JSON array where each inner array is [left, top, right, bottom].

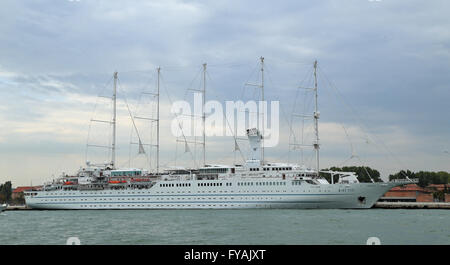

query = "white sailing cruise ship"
[[24, 60, 415, 210]]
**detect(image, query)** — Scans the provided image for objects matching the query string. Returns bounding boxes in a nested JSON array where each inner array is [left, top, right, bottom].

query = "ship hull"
[[25, 180, 407, 210]]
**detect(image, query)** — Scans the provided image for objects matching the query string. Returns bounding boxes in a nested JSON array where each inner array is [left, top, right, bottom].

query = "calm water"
[[0, 209, 449, 245]]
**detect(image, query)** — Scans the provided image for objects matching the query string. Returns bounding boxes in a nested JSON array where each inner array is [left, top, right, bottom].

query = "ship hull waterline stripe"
[[32, 200, 336, 205]]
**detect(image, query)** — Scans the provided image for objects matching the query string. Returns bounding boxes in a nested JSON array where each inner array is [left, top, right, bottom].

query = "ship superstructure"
[[24, 60, 416, 209]]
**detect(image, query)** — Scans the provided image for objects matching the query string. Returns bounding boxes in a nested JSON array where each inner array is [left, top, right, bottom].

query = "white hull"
[[25, 179, 405, 210]]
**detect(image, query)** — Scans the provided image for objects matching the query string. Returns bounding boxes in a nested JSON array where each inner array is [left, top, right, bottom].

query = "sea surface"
[[0, 209, 449, 245]]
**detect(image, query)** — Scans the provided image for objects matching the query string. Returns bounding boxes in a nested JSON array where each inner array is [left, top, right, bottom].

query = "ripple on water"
[[1, 209, 449, 244]]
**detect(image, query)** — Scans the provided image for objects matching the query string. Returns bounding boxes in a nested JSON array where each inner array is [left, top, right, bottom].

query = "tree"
[[389, 170, 450, 188], [0, 181, 12, 203]]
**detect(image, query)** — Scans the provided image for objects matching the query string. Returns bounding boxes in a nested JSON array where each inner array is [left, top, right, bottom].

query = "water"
[[0, 209, 449, 245]]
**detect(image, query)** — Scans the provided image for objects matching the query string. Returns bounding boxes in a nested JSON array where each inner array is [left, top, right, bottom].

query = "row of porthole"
[[40, 191, 266, 200], [38, 189, 337, 202], [77, 204, 252, 208], [40, 190, 295, 201], [46, 191, 151, 196], [41, 197, 286, 203]]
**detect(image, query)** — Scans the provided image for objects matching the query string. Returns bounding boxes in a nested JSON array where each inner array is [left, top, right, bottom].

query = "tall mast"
[[260, 57, 265, 165], [245, 57, 265, 164], [313, 61, 320, 174], [202, 63, 207, 167], [156, 67, 160, 174], [112, 71, 118, 168]]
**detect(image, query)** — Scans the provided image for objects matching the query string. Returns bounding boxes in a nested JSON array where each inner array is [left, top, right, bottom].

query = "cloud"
[[1, 0, 449, 186]]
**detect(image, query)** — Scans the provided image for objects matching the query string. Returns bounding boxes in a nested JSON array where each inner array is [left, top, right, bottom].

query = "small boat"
[[0, 204, 7, 212]]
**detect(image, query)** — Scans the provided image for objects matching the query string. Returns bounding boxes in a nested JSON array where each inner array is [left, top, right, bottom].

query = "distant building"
[[426, 184, 449, 192], [12, 186, 42, 201], [379, 184, 432, 202]]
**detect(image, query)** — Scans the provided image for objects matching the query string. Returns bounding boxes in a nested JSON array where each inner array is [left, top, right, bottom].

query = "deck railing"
[[389, 178, 419, 183]]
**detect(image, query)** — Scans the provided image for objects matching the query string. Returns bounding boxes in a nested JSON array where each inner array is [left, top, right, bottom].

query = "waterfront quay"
[[374, 202, 450, 209]]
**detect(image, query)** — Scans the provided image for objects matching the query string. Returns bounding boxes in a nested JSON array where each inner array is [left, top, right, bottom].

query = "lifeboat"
[[108, 180, 127, 184], [63, 181, 75, 185]]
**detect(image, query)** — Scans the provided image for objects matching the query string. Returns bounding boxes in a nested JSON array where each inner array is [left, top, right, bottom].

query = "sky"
[[1, 0, 449, 186]]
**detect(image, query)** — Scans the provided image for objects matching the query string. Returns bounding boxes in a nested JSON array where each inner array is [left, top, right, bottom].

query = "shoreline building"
[[379, 184, 450, 203]]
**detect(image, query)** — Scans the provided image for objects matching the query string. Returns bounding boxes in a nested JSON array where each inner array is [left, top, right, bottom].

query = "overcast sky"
[[1, 0, 449, 186]]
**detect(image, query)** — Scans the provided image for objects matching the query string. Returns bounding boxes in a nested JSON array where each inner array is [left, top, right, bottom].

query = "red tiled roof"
[[389, 184, 425, 192], [13, 186, 42, 193], [427, 184, 448, 190]]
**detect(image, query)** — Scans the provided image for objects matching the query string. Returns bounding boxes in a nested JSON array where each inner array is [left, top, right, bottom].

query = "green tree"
[[433, 191, 445, 202], [389, 170, 450, 188], [0, 181, 12, 203]]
